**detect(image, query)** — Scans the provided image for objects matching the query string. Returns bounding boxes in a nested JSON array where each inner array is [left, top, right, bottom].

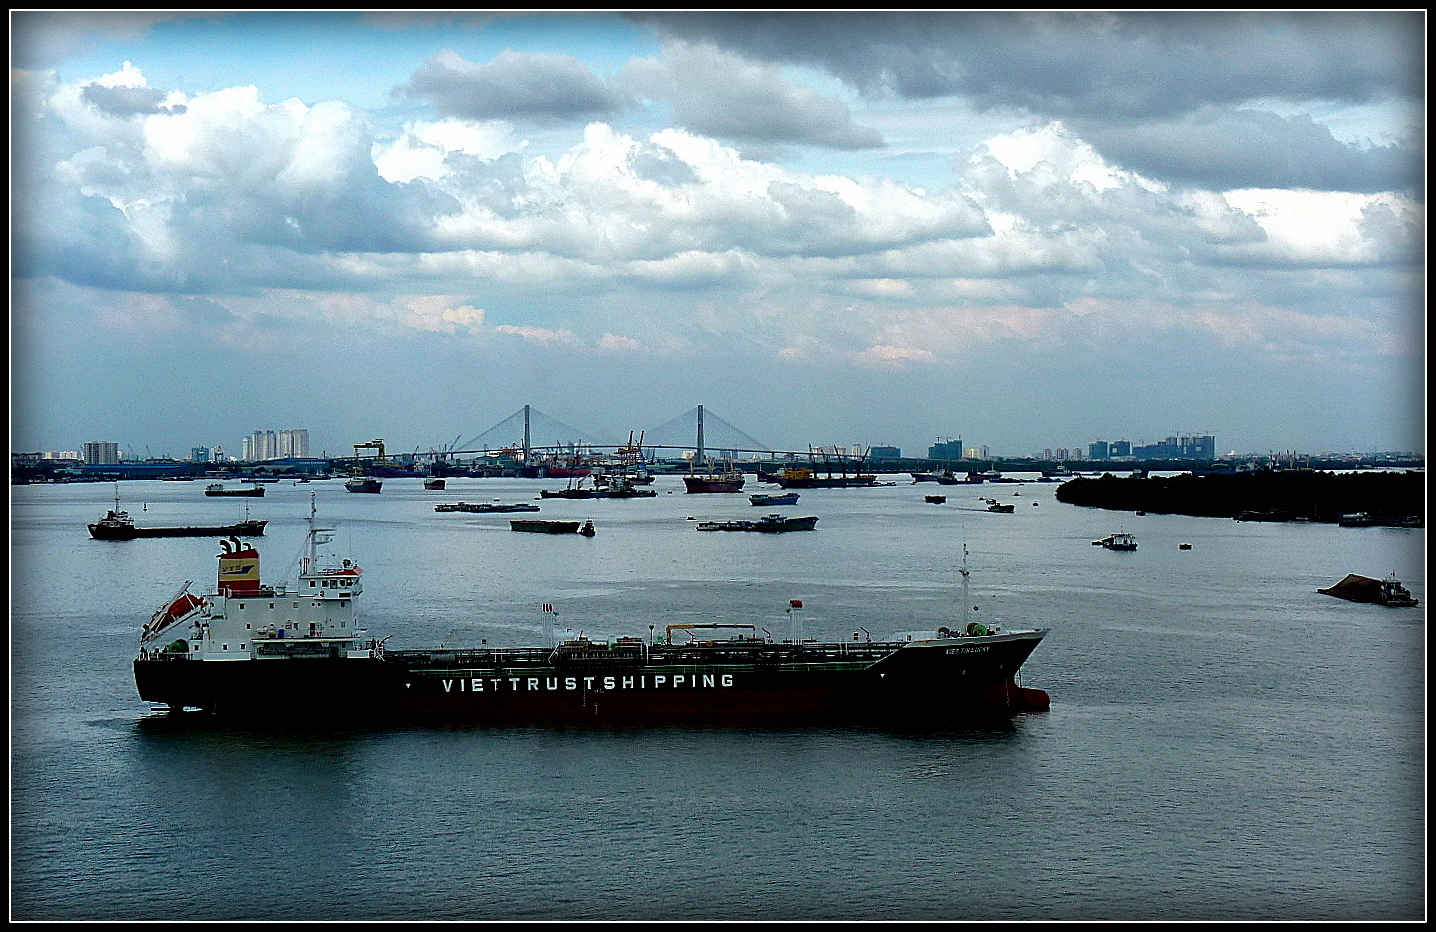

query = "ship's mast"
[[960, 544, 972, 628], [302, 492, 317, 575]]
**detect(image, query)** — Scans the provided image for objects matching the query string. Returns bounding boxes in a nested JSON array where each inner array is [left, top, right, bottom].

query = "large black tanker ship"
[[134, 513, 1050, 727]]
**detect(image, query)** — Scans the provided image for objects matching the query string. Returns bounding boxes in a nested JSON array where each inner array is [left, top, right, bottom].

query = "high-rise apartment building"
[[82, 441, 120, 465], [277, 429, 310, 458]]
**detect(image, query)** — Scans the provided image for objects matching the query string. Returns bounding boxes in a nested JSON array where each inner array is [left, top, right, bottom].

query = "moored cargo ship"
[[89, 508, 268, 540], [134, 513, 1050, 726], [683, 471, 745, 493], [766, 465, 883, 489]]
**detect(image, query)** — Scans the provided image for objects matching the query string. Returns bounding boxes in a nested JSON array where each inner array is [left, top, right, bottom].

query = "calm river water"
[[10, 474, 1425, 920]]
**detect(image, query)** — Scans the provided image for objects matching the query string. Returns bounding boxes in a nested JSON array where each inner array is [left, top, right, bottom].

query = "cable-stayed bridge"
[[446, 405, 776, 459], [455, 406, 606, 455], [645, 406, 770, 456]]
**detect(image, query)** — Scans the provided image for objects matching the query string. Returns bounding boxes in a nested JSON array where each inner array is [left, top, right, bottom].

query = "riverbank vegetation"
[[1055, 469, 1424, 524]]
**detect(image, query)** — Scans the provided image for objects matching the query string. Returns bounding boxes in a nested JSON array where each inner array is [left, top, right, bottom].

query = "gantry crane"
[[353, 439, 386, 465]]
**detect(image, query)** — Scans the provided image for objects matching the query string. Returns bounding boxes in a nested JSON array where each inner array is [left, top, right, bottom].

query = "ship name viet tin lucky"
[[134, 508, 1050, 727]]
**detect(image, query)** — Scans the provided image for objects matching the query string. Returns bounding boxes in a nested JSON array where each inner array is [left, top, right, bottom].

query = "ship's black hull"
[[134, 634, 1049, 727], [90, 520, 268, 540]]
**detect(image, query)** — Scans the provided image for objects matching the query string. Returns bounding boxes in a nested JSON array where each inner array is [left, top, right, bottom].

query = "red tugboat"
[[135, 514, 1049, 725]]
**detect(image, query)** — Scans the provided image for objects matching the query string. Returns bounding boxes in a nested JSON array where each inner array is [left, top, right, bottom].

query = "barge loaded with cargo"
[[134, 509, 1049, 726]]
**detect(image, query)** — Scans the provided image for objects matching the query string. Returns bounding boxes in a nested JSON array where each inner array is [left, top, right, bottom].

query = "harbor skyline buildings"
[[241, 429, 310, 463], [28, 418, 1422, 475]]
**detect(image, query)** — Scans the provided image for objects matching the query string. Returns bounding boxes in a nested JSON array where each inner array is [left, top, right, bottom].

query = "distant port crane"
[[353, 439, 387, 465]]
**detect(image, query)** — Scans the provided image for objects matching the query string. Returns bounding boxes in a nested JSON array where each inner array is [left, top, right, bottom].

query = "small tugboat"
[[1318, 573, 1419, 607], [205, 482, 264, 498], [423, 478, 446, 491], [1094, 532, 1138, 551], [986, 500, 1015, 514], [133, 524, 1049, 725]]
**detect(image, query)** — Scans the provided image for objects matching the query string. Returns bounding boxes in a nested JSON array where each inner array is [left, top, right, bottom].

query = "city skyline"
[[11, 12, 1425, 460], [38, 424, 1423, 465]]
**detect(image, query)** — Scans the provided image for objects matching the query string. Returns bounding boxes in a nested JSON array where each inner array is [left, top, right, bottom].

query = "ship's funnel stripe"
[[218, 547, 261, 595]]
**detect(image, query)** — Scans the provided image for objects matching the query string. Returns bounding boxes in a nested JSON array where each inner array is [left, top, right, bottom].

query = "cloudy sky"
[[10, 11, 1425, 460]]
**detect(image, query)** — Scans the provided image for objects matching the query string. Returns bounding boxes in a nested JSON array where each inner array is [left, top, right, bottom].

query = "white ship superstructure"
[[138, 505, 375, 663]]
